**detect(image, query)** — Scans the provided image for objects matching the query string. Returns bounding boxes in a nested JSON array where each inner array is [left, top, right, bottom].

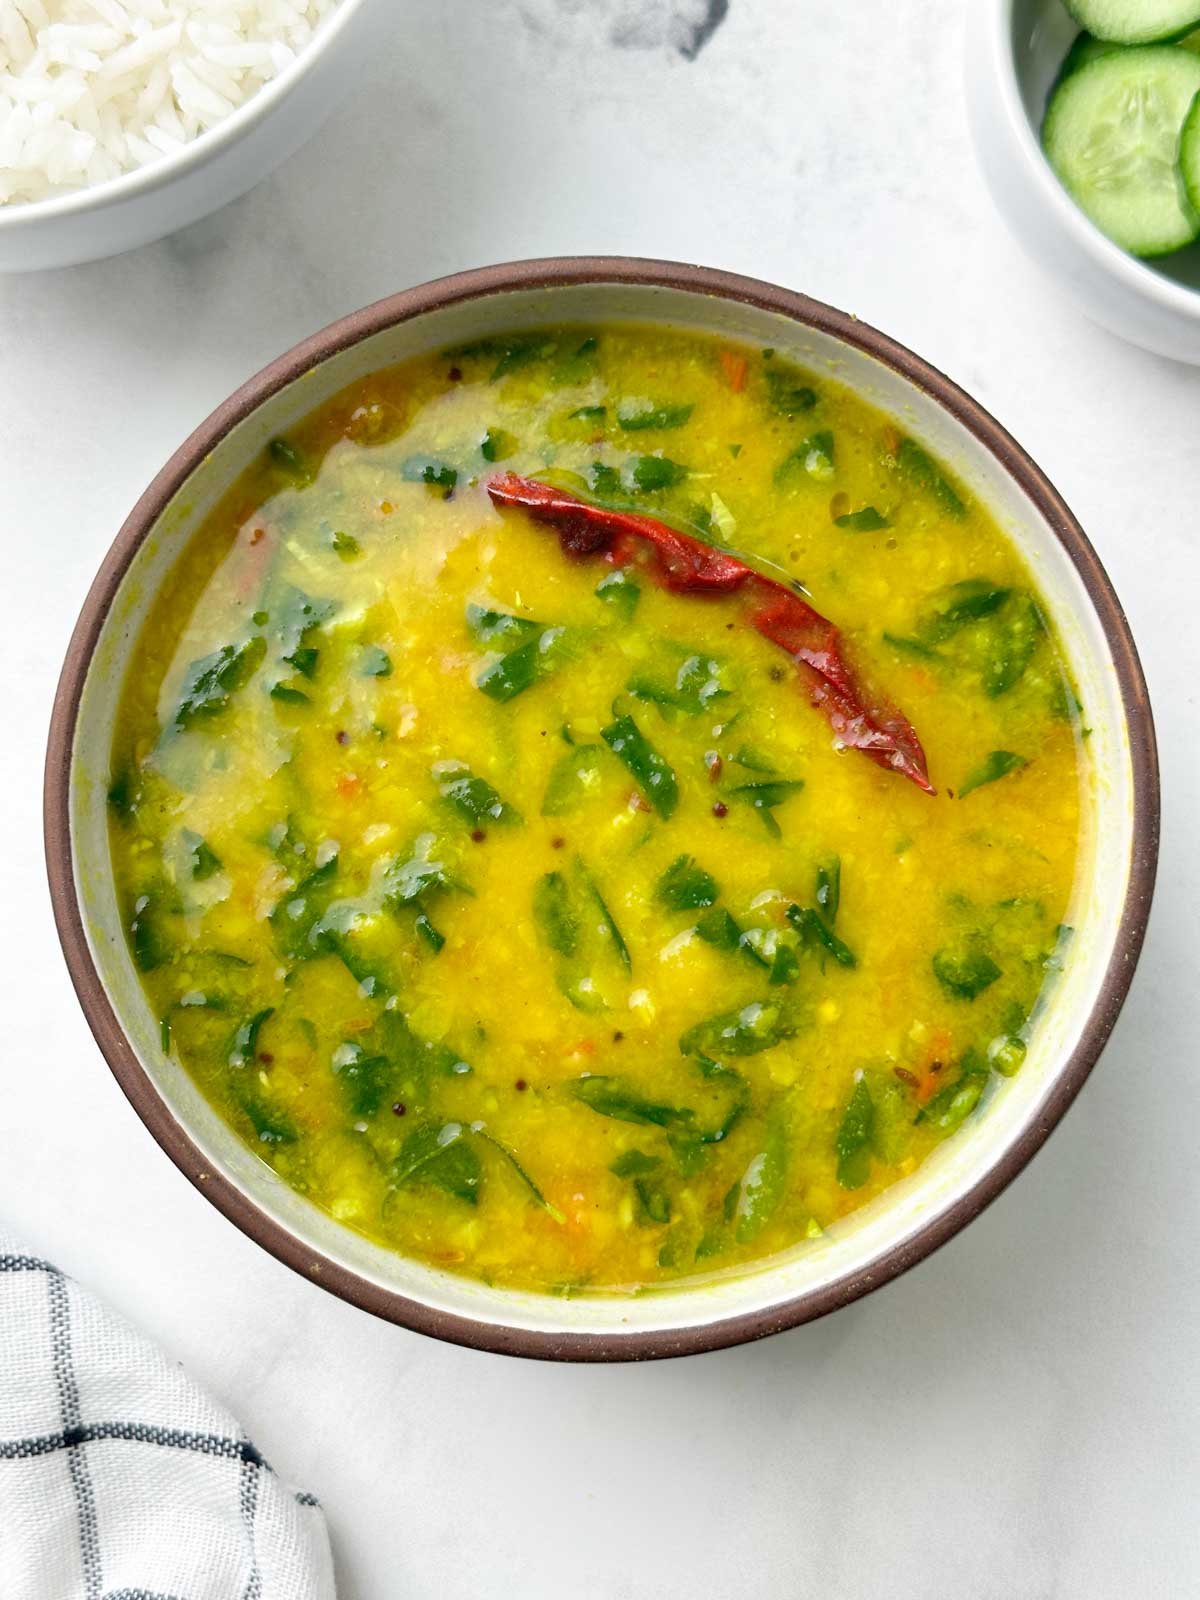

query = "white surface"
[[0, 1, 1196, 1595], [966, 0, 1200, 364]]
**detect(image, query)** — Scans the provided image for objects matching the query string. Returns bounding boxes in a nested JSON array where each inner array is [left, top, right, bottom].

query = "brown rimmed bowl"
[[44, 258, 1159, 1361]]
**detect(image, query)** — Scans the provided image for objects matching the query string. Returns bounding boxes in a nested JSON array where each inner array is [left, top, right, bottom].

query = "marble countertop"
[[2, 2, 1197, 1595]]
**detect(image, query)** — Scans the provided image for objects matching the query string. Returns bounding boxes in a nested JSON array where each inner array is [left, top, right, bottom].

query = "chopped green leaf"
[[735, 1103, 790, 1243], [401, 456, 457, 497], [542, 744, 605, 816], [676, 653, 729, 709], [768, 940, 800, 986], [228, 1007, 274, 1069], [882, 632, 942, 660], [694, 906, 744, 952], [656, 854, 719, 912], [330, 528, 359, 560], [274, 587, 336, 655], [919, 580, 1011, 643], [572, 1076, 692, 1128], [815, 856, 841, 923], [616, 400, 694, 431], [172, 637, 266, 730], [631, 455, 688, 492], [601, 714, 678, 819], [384, 834, 457, 907], [895, 437, 968, 518], [730, 744, 776, 773], [283, 645, 318, 680], [765, 368, 818, 417], [478, 625, 571, 703], [479, 1131, 562, 1220], [332, 1042, 394, 1119], [465, 605, 543, 645], [729, 779, 804, 837], [735, 926, 789, 975], [787, 905, 857, 968], [595, 567, 640, 620], [634, 1174, 672, 1226], [576, 859, 632, 972], [918, 1048, 988, 1134], [475, 639, 540, 701], [988, 1034, 1027, 1077], [550, 335, 599, 385], [690, 1057, 750, 1144], [437, 767, 521, 826], [359, 645, 392, 678], [556, 973, 607, 1014], [679, 1001, 793, 1058], [835, 505, 889, 531], [590, 461, 624, 500], [981, 597, 1043, 698], [107, 767, 134, 822], [570, 404, 607, 423], [129, 893, 166, 973], [182, 830, 222, 881], [958, 750, 1028, 798], [610, 1149, 661, 1178], [835, 1077, 874, 1189], [446, 334, 558, 382], [239, 1096, 298, 1147], [269, 682, 309, 706], [533, 871, 580, 958], [629, 653, 728, 717], [269, 855, 339, 961], [777, 430, 835, 484], [268, 436, 308, 480], [391, 1122, 482, 1204], [932, 945, 1001, 1000], [481, 427, 517, 462]]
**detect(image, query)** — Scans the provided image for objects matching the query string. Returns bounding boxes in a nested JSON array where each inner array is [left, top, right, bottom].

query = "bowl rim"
[[43, 255, 1161, 1362], [0, 0, 367, 232], [984, 0, 1200, 317]]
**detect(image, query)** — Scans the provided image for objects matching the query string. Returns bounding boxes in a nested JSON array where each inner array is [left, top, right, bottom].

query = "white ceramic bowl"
[[45, 260, 1159, 1360], [0, 0, 381, 275], [966, 0, 1200, 362]]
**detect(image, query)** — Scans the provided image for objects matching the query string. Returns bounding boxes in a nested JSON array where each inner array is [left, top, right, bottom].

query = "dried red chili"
[[486, 473, 934, 793]]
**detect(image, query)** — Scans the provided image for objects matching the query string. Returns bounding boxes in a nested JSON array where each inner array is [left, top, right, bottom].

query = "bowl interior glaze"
[[48, 263, 1158, 1359]]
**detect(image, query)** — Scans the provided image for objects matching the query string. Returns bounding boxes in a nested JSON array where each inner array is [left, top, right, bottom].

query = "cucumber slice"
[[1043, 47, 1200, 255], [1058, 31, 1120, 82], [1180, 88, 1200, 210], [1066, 1, 1200, 45], [1049, 30, 1200, 91]]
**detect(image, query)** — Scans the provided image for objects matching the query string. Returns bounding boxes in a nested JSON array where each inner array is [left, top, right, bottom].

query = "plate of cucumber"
[[967, 0, 1200, 361]]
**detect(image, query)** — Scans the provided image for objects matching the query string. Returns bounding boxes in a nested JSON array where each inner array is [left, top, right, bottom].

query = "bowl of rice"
[[0, 0, 380, 273]]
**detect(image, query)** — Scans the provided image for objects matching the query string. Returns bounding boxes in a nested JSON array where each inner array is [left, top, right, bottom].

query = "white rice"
[[0, 0, 339, 206]]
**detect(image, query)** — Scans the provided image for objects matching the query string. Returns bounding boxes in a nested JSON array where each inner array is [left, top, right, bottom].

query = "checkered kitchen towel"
[[0, 1233, 334, 1599]]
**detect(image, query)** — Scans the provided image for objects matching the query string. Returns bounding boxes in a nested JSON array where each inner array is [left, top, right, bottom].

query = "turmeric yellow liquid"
[[109, 326, 1084, 1293]]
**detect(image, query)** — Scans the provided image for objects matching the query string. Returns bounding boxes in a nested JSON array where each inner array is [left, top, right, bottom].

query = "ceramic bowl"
[[0, 0, 381, 275], [965, 0, 1200, 362], [44, 258, 1159, 1360]]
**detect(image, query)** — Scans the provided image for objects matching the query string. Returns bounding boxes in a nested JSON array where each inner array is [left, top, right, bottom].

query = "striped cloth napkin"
[[0, 1232, 334, 1599]]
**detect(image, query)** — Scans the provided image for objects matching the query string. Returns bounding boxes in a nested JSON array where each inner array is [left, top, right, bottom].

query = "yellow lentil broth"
[[108, 325, 1085, 1293]]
